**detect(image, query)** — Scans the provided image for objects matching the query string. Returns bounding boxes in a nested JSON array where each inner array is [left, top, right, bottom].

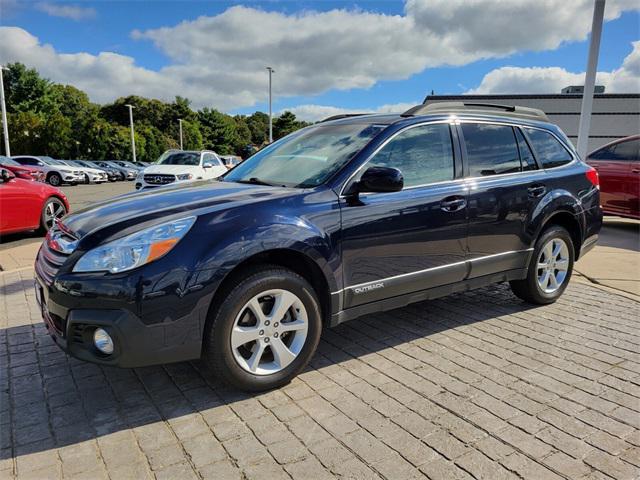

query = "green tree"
[[273, 111, 300, 139], [245, 111, 269, 145], [198, 108, 239, 155], [3, 63, 51, 114]]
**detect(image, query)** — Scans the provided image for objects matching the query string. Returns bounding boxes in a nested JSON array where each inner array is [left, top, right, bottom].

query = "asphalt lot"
[[0, 181, 639, 480]]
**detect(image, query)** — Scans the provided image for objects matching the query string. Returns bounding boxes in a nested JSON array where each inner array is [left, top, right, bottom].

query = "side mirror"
[[358, 166, 404, 193], [0, 168, 15, 183]]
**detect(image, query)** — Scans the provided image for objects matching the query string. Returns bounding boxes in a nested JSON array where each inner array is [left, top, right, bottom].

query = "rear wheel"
[[203, 266, 322, 391], [510, 225, 574, 304], [39, 197, 67, 233], [47, 172, 62, 186]]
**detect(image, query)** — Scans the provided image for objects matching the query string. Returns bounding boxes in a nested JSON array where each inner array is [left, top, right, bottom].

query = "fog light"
[[93, 328, 114, 355]]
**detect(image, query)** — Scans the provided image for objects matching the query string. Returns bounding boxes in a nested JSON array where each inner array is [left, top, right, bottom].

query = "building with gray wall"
[[423, 93, 639, 153]]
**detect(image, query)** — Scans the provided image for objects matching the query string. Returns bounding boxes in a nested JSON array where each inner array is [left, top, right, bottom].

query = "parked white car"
[[12, 155, 85, 186], [135, 150, 227, 190], [63, 160, 108, 183]]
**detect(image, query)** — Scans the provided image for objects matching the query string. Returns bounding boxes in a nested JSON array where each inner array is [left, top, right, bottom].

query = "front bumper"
[[34, 270, 207, 368]]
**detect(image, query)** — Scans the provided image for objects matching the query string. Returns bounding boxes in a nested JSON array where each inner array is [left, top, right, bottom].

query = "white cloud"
[[35, 2, 96, 21], [0, 1, 638, 110], [468, 41, 640, 94], [285, 102, 417, 122]]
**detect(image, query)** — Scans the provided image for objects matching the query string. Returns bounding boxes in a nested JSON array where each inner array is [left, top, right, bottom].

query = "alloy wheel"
[[231, 289, 308, 375], [44, 200, 66, 230], [536, 238, 570, 294]]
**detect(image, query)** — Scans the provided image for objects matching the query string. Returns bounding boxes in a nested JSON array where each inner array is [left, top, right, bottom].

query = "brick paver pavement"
[[1, 268, 639, 479]]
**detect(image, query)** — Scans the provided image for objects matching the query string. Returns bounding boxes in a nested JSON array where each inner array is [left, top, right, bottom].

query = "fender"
[[527, 188, 585, 247]]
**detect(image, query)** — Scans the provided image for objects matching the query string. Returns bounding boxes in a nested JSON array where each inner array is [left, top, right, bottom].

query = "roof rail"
[[401, 101, 549, 121], [320, 113, 373, 123]]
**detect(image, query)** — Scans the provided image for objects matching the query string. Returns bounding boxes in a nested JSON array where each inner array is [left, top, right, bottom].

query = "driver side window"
[[367, 124, 454, 187]]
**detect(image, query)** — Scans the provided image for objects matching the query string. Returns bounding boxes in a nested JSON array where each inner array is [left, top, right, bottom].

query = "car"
[[60, 160, 108, 184], [0, 168, 69, 235], [586, 135, 639, 220], [12, 155, 84, 186], [220, 155, 242, 170], [111, 160, 144, 172], [90, 161, 136, 181], [34, 102, 601, 391], [0, 156, 45, 182], [135, 150, 227, 189], [131, 161, 151, 168], [70, 160, 120, 182]]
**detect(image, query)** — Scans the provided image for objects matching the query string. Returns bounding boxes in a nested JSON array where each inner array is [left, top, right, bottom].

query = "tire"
[[39, 197, 67, 233], [510, 225, 574, 304], [203, 265, 322, 391], [47, 172, 62, 186]]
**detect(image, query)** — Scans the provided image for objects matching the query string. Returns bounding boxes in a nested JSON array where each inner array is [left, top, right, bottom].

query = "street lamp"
[[125, 104, 136, 162], [0, 65, 10, 157], [266, 67, 275, 143], [178, 119, 183, 150]]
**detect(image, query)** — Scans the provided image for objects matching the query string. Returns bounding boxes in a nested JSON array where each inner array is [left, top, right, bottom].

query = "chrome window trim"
[[332, 248, 533, 295], [339, 118, 578, 198]]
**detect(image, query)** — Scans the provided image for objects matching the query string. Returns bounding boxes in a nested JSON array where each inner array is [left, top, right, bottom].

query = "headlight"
[[73, 217, 196, 273], [177, 173, 193, 181]]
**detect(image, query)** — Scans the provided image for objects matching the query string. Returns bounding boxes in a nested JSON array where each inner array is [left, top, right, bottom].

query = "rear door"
[[611, 138, 640, 218], [460, 122, 547, 278]]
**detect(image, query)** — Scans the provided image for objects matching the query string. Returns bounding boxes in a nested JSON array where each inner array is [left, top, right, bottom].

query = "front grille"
[[144, 174, 175, 185], [35, 227, 76, 285], [70, 323, 88, 345]]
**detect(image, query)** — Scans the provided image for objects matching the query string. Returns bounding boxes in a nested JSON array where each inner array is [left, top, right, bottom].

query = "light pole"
[[125, 104, 136, 162], [0, 66, 10, 157], [266, 66, 275, 143], [178, 119, 183, 150], [577, 0, 605, 160]]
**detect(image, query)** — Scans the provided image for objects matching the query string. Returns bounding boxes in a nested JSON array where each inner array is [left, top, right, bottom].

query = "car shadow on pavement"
[[598, 218, 640, 252], [2, 280, 539, 460]]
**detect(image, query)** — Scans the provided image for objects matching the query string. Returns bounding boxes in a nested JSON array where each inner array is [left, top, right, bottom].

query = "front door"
[[339, 122, 468, 308]]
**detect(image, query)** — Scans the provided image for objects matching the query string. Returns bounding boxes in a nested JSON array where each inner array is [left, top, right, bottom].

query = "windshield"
[[158, 151, 201, 166], [224, 123, 386, 187], [0, 158, 20, 166], [118, 161, 138, 168]]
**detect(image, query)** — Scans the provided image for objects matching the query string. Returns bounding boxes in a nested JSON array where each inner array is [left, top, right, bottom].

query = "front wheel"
[[203, 266, 322, 391], [47, 172, 62, 186], [39, 197, 67, 233], [510, 225, 574, 304]]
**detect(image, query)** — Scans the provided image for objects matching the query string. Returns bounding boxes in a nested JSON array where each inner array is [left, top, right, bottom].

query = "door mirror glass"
[[0, 168, 15, 183], [359, 166, 403, 193]]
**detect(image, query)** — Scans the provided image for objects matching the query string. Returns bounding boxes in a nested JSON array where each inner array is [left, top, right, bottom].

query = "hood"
[[61, 180, 298, 239], [55, 165, 79, 173], [75, 167, 104, 175], [142, 164, 204, 175]]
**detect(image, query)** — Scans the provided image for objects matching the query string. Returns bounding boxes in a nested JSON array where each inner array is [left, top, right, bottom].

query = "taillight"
[[585, 167, 599, 189]]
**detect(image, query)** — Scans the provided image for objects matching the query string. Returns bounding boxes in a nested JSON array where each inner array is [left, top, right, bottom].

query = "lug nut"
[[259, 330, 264, 336], [274, 322, 279, 327], [274, 332, 279, 338], [264, 337, 270, 343], [264, 320, 270, 326]]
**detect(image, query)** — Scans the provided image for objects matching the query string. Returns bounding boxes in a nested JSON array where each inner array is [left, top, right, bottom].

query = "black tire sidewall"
[[527, 226, 575, 303], [48, 173, 61, 186], [205, 268, 322, 391]]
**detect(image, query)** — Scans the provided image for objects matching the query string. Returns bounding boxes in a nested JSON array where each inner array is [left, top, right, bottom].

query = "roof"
[[424, 93, 640, 102]]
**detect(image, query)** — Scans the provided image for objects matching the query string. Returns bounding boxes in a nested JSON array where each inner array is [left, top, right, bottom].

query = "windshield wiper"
[[235, 177, 276, 186]]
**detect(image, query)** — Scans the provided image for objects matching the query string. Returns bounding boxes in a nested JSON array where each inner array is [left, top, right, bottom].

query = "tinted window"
[[524, 128, 573, 168], [515, 128, 537, 171], [367, 124, 454, 187], [589, 146, 615, 160], [16, 157, 38, 166], [462, 123, 520, 177], [613, 139, 639, 161]]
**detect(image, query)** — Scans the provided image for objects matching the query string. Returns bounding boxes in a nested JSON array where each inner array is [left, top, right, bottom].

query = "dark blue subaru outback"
[[35, 102, 602, 391]]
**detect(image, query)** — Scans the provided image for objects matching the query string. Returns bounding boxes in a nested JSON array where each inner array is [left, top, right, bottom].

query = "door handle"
[[528, 185, 546, 198], [441, 196, 467, 212], [632, 169, 640, 174]]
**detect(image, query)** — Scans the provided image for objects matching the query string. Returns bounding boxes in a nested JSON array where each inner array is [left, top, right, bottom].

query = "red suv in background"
[[0, 156, 46, 182], [587, 135, 640, 220]]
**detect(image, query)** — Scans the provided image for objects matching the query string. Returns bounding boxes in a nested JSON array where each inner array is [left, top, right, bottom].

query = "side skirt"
[[329, 268, 527, 327]]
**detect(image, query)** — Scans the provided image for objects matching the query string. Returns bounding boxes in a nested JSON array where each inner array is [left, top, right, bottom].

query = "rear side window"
[[613, 139, 639, 161], [515, 128, 537, 171], [368, 123, 454, 187], [524, 128, 573, 168], [461, 123, 520, 177]]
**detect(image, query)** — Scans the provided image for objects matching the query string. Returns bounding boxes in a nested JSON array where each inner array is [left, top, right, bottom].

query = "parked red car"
[[0, 156, 46, 182], [0, 168, 70, 236], [587, 135, 640, 220]]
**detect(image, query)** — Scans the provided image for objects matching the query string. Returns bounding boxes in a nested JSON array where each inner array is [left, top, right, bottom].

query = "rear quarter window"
[[524, 128, 573, 168]]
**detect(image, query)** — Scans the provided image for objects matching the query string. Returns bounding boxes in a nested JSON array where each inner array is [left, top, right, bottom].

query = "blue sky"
[[1, 1, 638, 120]]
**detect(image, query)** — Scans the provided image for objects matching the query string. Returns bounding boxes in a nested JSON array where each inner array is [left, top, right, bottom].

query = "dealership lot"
[[1, 184, 639, 479]]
